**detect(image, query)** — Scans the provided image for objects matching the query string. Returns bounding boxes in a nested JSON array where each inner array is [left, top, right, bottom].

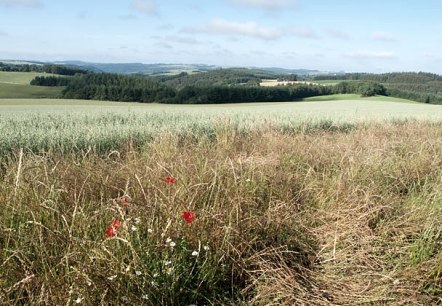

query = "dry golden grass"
[[0, 122, 441, 305]]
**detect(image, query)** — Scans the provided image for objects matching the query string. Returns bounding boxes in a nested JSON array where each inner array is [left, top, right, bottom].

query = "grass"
[[0, 71, 64, 98], [1, 96, 441, 158], [0, 71, 58, 85], [0, 122, 441, 305], [0, 97, 441, 304], [301, 93, 417, 103], [0, 83, 63, 99]]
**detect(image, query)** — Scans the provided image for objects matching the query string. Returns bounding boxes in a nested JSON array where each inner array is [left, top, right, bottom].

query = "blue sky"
[[0, 0, 441, 73]]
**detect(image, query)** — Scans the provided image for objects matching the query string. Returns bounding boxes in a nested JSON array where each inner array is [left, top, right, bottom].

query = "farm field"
[[0, 71, 57, 84], [259, 79, 318, 86], [1, 95, 442, 157], [0, 71, 63, 98], [0, 96, 441, 304]]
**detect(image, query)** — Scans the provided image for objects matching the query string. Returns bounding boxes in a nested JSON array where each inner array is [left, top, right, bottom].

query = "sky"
[[0, 0, 442, 73]]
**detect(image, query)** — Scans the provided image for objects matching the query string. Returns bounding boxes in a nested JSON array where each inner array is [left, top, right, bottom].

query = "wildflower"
[[142, 294, 149, 300], [106, 219, 122, 238], [164, 260, 172, 266], [164, 176, 176, 184], [112, 219, 122, 229], [147, 228, 153, 233], [106, 226, 117, 238], [169, 241, 176, 247], [131, 225, 137, 232], [75, 297, 83, 304], [191, 251, 199, 256], [107, 275, 117, 281], [135, 270, 142, 276], [166, 237, 172, 243], [203, 246, 210, 251], [181, 210, 195, 224]]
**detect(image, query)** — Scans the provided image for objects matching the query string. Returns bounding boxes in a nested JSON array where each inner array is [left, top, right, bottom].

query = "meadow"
[[0, 96, 441, 305], [0, 71, 63, 99]]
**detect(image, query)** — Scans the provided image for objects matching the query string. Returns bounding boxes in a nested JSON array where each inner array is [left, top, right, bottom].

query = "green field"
[[0, 94, 441, 157], [0, 71, 57, 84], [0, 71, 63, 98]]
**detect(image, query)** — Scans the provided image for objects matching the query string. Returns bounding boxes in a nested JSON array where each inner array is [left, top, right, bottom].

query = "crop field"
[[0, 96, 441, 304], [0, 95, 441, 157]]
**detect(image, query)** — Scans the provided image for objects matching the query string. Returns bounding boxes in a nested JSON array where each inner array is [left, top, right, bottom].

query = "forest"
[[27, 68, 442, 104], [54, 72, 331, 103], [314, 72, 442, 103], [0, 62, 87, 75]]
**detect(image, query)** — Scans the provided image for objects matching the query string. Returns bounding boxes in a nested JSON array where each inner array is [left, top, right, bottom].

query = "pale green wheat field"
[[1, 94, 441, 156]]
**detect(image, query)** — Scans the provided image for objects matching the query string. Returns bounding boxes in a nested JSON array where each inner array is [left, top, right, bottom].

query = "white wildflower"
[[203, 246, 210, 251], [141, 294, 149, 300], [191, 251, 199, 256], [169, 241, 176, 247], [107, 275, 117, 281], [75, 297, 83, 304], [135, 270, 142, 276], [147, 228, 153, 233], [166, 238, 172, 243], [131, 225, 137, 232], [164, 260, 172, 266]]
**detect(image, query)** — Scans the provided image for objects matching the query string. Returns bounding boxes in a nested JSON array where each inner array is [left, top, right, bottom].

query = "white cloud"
[[0, 0, 42, 7], [188, 18, 283, 40], [328, 30, 350, 40], [290, 26, 318, 39], [230, 0, 297, 10], [346, 51, 396, 59], [371, 31, 395, 42], [131, 0, 156, 15]]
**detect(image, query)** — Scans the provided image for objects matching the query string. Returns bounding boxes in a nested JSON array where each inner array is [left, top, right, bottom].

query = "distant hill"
[[56, 62, 338, 76], [52, 61, 220, 75], [1, 59, 340, 76], [253, 67, 340, 76]]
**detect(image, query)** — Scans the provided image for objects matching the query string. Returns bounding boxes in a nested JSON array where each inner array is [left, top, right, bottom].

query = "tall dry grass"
[[0, 122, 441, 305]]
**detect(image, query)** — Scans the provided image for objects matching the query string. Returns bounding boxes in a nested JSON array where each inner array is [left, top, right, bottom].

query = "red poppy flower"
[[106, 219, 122, 238], [112, 219, 122, 229], [164, 176, 176, 185], [106, 225, 117, 238], [181, 210, 195, 224]]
